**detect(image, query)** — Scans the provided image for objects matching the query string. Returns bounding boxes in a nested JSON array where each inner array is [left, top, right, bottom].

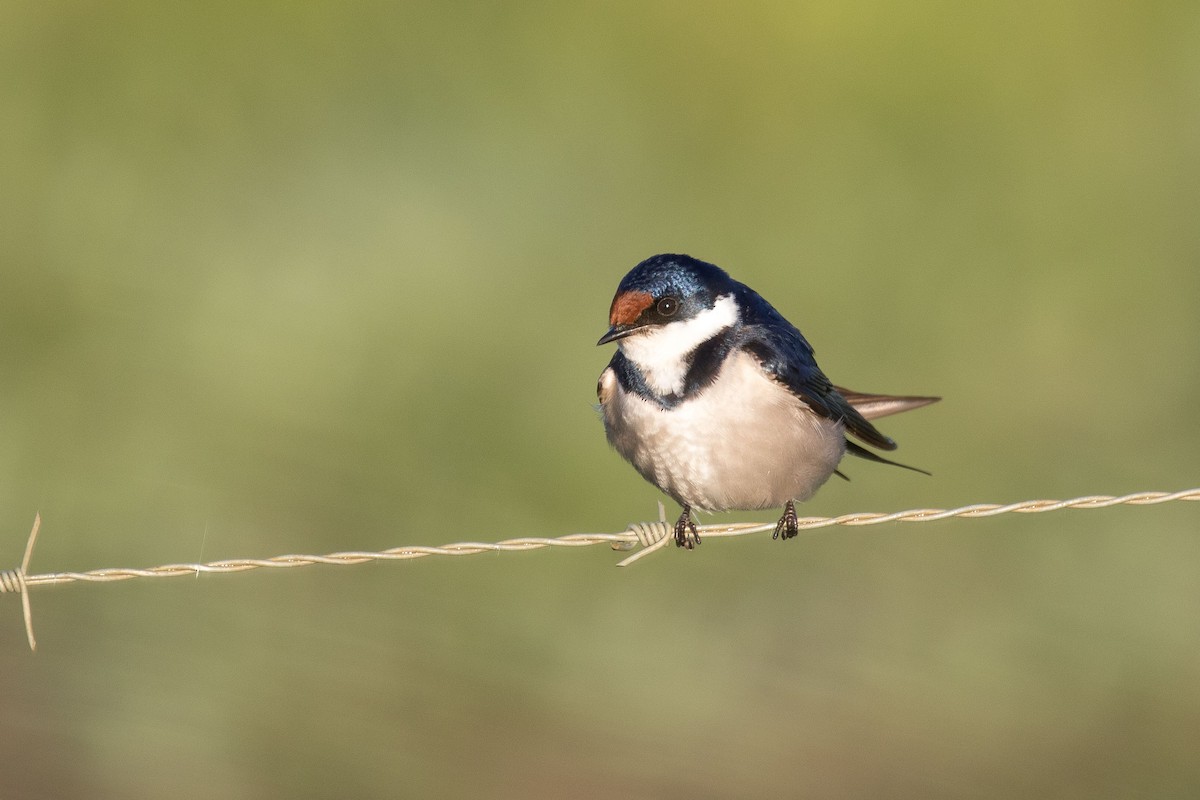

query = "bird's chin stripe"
[[619, 294, 739, 395]]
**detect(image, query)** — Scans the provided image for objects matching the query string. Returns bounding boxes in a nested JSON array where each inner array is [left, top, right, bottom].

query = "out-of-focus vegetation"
[[2, 2, 1198, 797]]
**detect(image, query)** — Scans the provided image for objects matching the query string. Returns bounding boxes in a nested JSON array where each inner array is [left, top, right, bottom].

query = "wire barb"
[[617, 500, 673, 566], [4, 490, 1198, 649], [0, 514, 42, 651]]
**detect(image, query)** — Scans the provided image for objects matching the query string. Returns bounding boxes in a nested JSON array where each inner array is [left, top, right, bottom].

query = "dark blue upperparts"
[[614, 254, 739, 322], [618, 254, 739, 298]]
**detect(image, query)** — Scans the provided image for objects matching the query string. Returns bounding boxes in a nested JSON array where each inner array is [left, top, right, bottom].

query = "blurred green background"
[[2, 1, 1199, 797]]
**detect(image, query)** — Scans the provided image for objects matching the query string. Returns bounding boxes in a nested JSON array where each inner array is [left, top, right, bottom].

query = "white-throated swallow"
[[597, 254, 939, 548]]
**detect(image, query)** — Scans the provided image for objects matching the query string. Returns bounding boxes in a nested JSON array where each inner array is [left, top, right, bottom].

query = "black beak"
[[597, 325, 638, 346], [597, 326, 643, 347]]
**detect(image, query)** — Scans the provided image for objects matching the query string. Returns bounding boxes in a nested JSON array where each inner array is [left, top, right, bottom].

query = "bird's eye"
[[657, 297, 679, 316]]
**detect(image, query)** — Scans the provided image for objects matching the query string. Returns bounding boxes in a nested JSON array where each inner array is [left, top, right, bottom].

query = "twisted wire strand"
[[0, 569, 25, 593], [21, 532, 639, 587], [2, 489, 1198, 648]]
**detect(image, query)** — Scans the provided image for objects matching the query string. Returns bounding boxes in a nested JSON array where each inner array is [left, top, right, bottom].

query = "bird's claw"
[[773, 501, 799, 540], [673, 506, 701, 549]]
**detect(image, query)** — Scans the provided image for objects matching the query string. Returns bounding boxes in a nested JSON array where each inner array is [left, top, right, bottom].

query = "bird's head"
[[597, 254, 740, 350]]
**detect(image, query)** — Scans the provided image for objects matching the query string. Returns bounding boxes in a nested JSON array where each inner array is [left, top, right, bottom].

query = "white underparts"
[[600, 351, 846, 511], [618, 294, 739, 395]]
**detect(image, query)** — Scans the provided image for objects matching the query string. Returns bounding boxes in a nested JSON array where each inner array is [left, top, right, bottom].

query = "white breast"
[[600, 351, 846, 512]]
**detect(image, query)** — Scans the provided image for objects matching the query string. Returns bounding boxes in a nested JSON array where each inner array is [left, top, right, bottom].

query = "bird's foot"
[[673, 506, 701, 549], [773, 500, 799, 540]]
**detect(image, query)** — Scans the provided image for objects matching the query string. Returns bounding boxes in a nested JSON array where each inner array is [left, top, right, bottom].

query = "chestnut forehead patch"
[[609, 290, 654, 326]]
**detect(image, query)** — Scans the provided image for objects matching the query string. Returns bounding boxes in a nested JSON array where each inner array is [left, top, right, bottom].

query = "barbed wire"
[[2, 488, 1198, 650]]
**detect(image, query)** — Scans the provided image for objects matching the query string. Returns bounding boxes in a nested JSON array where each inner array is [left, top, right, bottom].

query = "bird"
[[596, 253, 939, 549]]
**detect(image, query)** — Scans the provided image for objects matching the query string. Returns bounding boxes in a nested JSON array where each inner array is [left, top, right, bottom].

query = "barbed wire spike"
[[0, 514, 42, 651], [617, 500, 674, 566], [3, 490, 1199, 651]]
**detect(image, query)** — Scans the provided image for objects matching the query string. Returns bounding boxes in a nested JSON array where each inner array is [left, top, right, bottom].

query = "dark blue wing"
[[734, 285, 899, 452]]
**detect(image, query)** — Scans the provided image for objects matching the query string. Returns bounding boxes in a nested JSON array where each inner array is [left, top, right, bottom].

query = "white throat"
[[619, 294, 739, 395]]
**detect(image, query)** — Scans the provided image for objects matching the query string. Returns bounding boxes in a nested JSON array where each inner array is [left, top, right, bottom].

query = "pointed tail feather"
[[837, 389, 938, 474], [844, 440, 932, 475], [837, 388, 940, 421]]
